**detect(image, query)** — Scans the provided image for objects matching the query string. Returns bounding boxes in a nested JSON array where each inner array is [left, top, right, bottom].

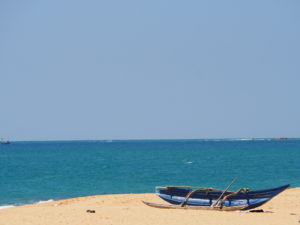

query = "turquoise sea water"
[[1, 139, 300, 207]]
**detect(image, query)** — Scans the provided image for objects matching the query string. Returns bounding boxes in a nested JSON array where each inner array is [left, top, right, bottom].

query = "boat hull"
[[156, 184, 290, 210]]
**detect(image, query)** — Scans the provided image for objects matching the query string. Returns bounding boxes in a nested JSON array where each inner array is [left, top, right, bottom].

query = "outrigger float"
[[143, 179, 290, 211]]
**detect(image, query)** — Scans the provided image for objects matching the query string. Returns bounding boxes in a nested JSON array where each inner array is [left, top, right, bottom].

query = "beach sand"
[[0, 188, 300, 225]]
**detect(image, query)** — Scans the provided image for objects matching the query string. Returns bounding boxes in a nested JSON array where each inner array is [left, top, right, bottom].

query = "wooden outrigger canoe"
[[143, 184, 290, 211]]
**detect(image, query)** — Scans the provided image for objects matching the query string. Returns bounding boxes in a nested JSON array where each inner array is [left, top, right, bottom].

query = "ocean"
[[1, 139, 300, 207]]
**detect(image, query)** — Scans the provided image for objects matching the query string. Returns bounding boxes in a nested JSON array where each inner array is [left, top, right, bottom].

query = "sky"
[[0, 0, 300, 141]]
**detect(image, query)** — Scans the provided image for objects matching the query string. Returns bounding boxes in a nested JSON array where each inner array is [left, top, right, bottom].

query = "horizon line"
[[3, 137, 299, 142]]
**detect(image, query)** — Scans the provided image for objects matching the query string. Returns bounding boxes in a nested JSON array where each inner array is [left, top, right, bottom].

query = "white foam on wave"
[[0, 199, 54, 210], [0, 205, 14, 210], [37, 199, 54, 204], [226, 138, 253, 141]]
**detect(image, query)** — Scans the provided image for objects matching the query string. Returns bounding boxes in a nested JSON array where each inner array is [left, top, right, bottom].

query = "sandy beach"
[[0, 188, 299, 225]]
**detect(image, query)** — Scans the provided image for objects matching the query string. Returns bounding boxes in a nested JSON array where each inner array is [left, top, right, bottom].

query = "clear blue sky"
[[1, 0, 299, 140]]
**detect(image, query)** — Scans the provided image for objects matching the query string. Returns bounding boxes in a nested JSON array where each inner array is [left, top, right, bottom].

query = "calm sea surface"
[[1, 139, 300, 206]]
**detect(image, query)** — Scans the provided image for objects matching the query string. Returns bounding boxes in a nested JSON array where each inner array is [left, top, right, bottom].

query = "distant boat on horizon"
[[0, 138, 10, 144], [274, 137, 289, 141]]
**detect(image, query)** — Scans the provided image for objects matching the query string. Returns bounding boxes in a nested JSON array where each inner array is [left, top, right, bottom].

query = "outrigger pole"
[[211, 177, 238, 208]]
